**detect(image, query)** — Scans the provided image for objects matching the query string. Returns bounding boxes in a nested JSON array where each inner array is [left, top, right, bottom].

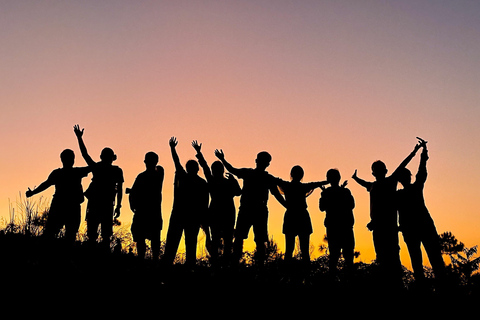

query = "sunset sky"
[[1, 0, 479, 268]]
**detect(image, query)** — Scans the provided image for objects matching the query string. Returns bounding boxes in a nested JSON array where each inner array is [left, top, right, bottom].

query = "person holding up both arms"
[[396, 138, 446, 286], [352, 140, 421, 289]]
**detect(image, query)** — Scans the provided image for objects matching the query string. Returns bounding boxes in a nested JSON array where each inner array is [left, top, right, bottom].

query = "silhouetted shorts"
[[372, 227, 401, 267], [131, 210, 162, 241], [85, 201, 115, 239], [45, 200, 81, 237], [326, 226, 355, 255], [234, 205, 268, 243]]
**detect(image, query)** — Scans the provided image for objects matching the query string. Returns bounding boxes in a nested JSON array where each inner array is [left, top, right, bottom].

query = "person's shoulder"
[[48, 168, 63, 179]]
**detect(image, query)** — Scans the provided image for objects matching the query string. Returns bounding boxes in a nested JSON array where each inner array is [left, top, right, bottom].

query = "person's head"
[[326, 168, 341, 186], [100, 147, 117, 164], [211, 160, 225, 177], [255, 151, 272, 170], [144, 151, 159, 170], [397, 167, 412, 186], [290, 165, 304, 182], [186, 159, 199, 175], [60, 149, 75, 168], [371, 160, 387, 179]]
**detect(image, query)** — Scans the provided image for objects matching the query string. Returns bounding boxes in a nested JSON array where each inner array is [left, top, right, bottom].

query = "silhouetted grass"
[[1, 196, 479, 311]]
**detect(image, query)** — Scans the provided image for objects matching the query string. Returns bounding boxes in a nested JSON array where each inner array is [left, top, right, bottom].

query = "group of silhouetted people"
[[26, 127, 445, 287]]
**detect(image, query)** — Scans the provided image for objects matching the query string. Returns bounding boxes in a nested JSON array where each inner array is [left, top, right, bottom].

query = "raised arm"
[[73, 124, 95, 166], [169, 137, 183, 172], [352, 169, 372, 190], [392, 142, 422, 177], [192, 140, 212, 180], [214, 149, 241, 176], [415, 140, 429, 184]]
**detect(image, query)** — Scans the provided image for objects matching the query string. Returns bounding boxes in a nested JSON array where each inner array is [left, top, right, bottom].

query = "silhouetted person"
[[162, 137, 209, 268], [26, 149, 91, 244], [215, 149, 287, 266], [192, 141, 241, 268], [396, 138, 445, 284], [73, 125, 124, 252], [319, 169, 355, 277], [352, 142, 421, 288], [274, 165, 328, 266], [128, 151, 164, 260]]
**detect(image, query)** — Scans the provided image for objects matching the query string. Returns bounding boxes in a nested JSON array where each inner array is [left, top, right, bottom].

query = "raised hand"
[[192, 140, 202, 153], [169, 137, 178, 148], [214, 149, 225, 160], [352, 169, 358, 179], [73, 124, 84, 138], [26, 188, 34, 198], [416, 137, 428, 148], [341, 180, 348, 188]]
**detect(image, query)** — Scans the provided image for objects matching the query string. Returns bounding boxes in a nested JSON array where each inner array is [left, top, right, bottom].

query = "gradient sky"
[[1, 0, 479, 268]]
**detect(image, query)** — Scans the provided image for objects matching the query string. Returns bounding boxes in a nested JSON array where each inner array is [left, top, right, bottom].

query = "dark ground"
[[1, 233, 477, 316]]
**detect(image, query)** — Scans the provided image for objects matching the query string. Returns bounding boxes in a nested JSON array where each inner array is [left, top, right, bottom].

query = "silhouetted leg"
[[137, 239, 146, 259], [151, 234, 161, 260], [185, 223, 200, 268], [100, 209, 114, 252], [231, 211, 250, 265], [231, 238, 244, 265], [86, 207, 101, 247], [343, 228, 355, 275], [253, 209, 268, 266], [255, 240, 266, 266], [223, 229, 234, 266], [163, 215, 183, 265], [299, 234, 310, 263], [210, 225, 220, 265], [374, 228, 404, 290], [284, 234, 295, 262], [327, 228, 341, 277], [64, 205, 81, 245], [43, 202, 63, 240], [403, 233, 424, 281], [422, 228, 446, 280]]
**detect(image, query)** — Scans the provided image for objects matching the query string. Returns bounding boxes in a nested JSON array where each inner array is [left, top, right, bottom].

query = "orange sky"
[[1, 1, 479, 268]]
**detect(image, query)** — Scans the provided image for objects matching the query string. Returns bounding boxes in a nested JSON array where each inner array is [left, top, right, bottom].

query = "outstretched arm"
[[270, 183, 287, 208], [352, 169, 372, 190], [73, 125, 95, 166], [26, 178, 53, 198], [169, 137, 183, 172], [214, 149, 241, 176]]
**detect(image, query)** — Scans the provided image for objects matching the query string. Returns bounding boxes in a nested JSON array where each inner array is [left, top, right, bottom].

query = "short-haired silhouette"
[[275, 165, 328, 265], [352, 141, 421, 287], [26, 149, 91, 244], [128, 151, 164, 260], [192, 141, 241, 268], [319, 168, 355, 276], [215, 148, 287, 266], [73, 125, 124, 251], [396, 139, 446, 284], [162, 137, 209, 268]]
